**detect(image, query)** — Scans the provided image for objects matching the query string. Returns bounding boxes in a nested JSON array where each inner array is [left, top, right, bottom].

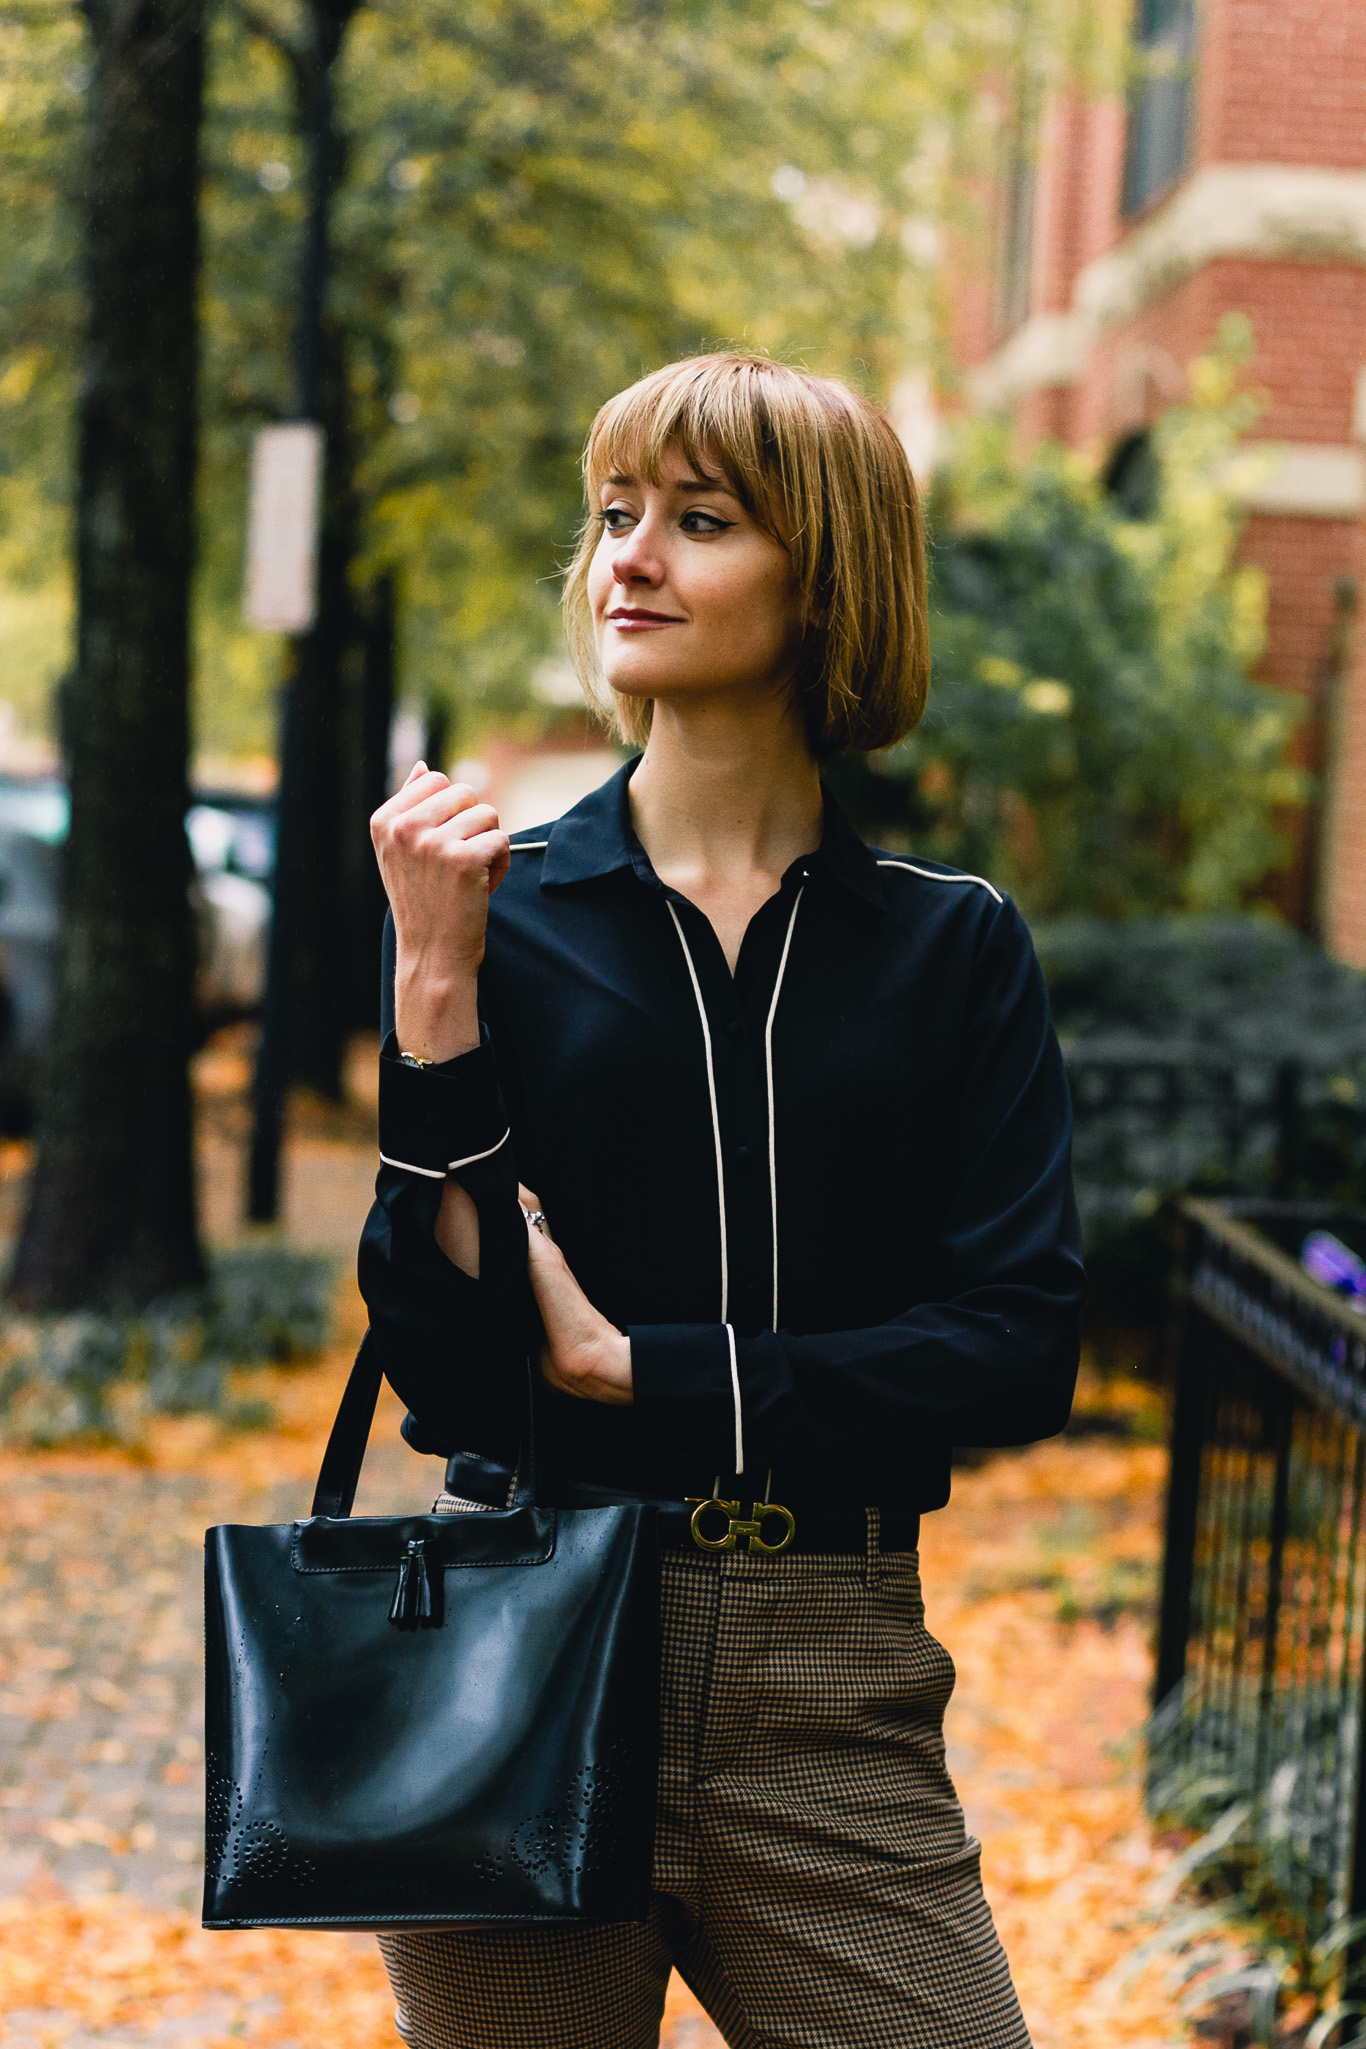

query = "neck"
[[628, 690, 823, 887]]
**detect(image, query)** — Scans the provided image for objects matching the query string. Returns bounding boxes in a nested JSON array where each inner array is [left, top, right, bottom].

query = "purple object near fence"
[[1300, 1230, 1366, 1301]]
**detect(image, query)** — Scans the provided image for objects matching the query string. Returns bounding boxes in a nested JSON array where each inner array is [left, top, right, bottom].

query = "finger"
[[392, 768, 450, 808], [371, 767, 452, 837], [404, 760, 428, 784], [525, 1214, 560, 1262], [394, 783, 488, 835], [374, 792, 501, 866], [433, 824, 510, 876], [427, 801, 501, 844]]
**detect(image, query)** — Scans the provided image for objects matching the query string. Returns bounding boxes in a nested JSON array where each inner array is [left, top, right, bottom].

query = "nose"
[[610, 510, 665, 588]]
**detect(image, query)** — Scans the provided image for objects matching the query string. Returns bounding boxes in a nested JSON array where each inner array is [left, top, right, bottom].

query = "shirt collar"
[[539, 760, 640, 888], [540, 756, 886, 910]]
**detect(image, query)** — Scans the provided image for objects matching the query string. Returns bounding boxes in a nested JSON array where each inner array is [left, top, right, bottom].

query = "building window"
[[1122, 0, 1197, 217], [1104, 430, 1161, 519]]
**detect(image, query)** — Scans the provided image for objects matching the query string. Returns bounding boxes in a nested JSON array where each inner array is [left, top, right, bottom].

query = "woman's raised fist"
[[370, 763, 510, 1063]]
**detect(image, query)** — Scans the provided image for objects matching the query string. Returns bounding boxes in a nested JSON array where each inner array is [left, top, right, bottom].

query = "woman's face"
[[586, 445, 801, 715]]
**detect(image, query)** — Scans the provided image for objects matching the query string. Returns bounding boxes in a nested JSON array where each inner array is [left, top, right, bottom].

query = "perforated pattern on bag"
[[206, 1765, 317, 1893], [509, 1740, 632, 1882]]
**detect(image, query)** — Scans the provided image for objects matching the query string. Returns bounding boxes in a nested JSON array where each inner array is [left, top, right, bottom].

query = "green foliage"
[[1, 0, 1113, 754], [1035, 913, 1366, 1313], [0, 2, 85, 732], [849, 322, 1303, 918], [313, 0, 1103, 730], [1040, 914, 1366, 1068]]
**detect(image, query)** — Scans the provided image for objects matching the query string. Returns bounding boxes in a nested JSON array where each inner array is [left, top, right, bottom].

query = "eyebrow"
[[604, 470, 735, 496]]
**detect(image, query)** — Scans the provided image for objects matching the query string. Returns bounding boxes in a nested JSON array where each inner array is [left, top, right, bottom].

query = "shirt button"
[[725, 1019, 741, 1038], [734, 1144, 751, 1163]]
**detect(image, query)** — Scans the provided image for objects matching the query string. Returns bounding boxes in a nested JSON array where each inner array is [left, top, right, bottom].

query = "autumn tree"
[[11, 0, 206, 1309]]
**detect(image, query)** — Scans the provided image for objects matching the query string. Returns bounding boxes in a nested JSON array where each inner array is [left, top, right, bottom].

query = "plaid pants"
[[379, 1509, 1029, 2049]]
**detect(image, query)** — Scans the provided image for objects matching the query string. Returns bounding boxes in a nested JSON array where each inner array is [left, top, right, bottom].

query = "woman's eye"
[[599, 505, 636, 532], [680, 510, 731, 535]]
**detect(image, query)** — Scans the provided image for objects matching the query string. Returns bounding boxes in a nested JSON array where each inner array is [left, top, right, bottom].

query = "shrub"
[[1037, 916, 1366, 1317], [0, 1242, 335, 1444], [832, 319, 1305, 918]]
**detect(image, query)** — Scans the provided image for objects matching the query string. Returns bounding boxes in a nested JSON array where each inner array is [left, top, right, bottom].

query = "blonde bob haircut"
[[562, 352, 929, 758]]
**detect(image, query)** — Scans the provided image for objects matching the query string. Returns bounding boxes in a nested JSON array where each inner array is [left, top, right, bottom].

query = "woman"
[[362, 352, 1084, 2049]]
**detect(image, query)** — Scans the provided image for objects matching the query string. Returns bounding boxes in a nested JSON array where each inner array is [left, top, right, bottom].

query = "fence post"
[[1254, 1382, 1293, 1785], [1156, 1236, 1210, 1705]]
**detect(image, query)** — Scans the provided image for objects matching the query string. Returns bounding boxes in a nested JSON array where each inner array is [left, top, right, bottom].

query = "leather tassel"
[[415, 1541, 435, 1627], [390, 1537, 442, 1629], [390, 1539, 419, 1627]]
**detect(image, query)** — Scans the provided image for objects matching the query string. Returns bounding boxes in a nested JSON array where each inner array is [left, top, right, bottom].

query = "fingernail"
[[412, 760, 428, 777]]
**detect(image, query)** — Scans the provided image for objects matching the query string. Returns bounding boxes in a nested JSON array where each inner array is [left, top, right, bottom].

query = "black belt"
[[554, 1478, 919, 1558]]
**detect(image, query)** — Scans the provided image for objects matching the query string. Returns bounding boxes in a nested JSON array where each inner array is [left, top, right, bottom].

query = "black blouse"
[[358, 762, 1084, 1516]]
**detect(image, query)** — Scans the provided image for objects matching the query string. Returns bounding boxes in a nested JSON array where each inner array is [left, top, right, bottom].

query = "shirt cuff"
[[377, 1031, 510, 1180], [627, 1322, 743, 1480], [629, 1323, 806, 1487]]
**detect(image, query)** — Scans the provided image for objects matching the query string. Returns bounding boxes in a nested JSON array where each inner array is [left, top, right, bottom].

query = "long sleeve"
[[356, 914, 531, 1456], [627, 896, 1084, 1494]]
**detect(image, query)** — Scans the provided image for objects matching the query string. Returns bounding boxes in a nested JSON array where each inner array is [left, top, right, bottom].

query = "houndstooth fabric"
[[378, 1507, 1030, 2049]]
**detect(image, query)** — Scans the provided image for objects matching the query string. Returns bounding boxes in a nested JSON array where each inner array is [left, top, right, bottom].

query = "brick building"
[[951, 0, 1366, 964]]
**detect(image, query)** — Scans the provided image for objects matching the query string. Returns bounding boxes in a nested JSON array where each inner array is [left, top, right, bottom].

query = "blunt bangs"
[[562, 351, 929, 757]]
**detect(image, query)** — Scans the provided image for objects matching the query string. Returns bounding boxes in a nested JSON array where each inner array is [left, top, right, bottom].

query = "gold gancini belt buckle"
[[685, 1497, 796, 1554]]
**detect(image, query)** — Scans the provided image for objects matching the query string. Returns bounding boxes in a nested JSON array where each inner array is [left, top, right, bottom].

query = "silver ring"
[[522, 1208, 546, 1233]]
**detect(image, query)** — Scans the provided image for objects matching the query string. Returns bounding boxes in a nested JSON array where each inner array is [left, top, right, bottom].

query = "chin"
[[599, 661, 683, 702]]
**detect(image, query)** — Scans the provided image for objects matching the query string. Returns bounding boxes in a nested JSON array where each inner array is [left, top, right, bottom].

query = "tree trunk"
[[10, 0, 206, 1310], [286, 312, 357, 1096], [339, 570, 396, 1035], [247, 0, 360, 1187]]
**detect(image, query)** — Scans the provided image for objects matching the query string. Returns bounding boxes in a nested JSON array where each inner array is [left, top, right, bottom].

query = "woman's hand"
[[370, 763, 510, 1063], [521, 1189, 633, 1405]]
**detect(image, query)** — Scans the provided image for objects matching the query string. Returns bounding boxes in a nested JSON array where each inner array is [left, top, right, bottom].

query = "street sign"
[[243, 422, 324, 633]]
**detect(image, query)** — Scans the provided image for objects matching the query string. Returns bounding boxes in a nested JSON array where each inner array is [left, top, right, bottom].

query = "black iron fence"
[[1150, 1198, 1366, 1949]]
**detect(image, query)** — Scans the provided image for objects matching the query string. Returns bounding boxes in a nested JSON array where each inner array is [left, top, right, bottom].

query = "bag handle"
[[310, 1331, 538, 1520]]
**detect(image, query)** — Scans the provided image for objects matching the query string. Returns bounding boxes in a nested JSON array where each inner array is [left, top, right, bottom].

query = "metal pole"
[[1155, 1220, 1212, 1708], [247, 6, 351, 1222]]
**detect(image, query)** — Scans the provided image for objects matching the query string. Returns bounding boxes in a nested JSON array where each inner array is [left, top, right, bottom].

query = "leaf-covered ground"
[[0, 1050, 1192, 2044], [0, 1365, 1188, 2048]]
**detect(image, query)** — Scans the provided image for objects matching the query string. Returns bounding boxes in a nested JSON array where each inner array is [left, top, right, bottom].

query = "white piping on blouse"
[[876, 858, 1002, 904], [379, 1154, 445, 1180], [665, 903, 729, 1324], [379, 1128, 511, 1180], [666, 902, 744, 1473], [765, 886, 804, 1332], [725, 1322, 743, 1475]]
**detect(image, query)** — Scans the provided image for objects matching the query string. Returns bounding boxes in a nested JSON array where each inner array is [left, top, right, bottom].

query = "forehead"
[[594, 431, 729, 489], [599, 449, 739, 494]]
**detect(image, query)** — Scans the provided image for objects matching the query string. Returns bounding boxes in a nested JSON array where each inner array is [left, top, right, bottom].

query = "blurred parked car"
[[0, 777, 274, 1132], [187, 791, 274, 1023]]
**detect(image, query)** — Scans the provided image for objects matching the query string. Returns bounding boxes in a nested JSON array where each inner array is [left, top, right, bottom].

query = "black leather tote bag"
[[202, 1333, 660, 1932]]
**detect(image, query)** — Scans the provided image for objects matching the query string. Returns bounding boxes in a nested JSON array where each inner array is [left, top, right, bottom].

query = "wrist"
[[394, 962, 480, 1065], [585, 1329, 632, 1403]]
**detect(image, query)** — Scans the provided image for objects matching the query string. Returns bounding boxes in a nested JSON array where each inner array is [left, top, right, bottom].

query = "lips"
[[607, 608, 684, 627]]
